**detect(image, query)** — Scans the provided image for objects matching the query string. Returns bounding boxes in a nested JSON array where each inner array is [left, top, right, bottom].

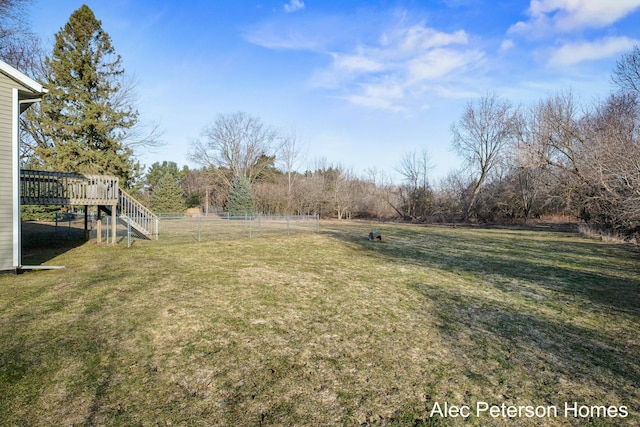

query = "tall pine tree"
[[25, 5, 139, 186], [149, 173, 186, 214], [225, 175, 254, 216]]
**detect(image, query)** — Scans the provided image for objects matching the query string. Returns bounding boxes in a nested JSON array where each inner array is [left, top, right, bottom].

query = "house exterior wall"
[[0, 72, 35, 270], [0, 74, 16, 270]]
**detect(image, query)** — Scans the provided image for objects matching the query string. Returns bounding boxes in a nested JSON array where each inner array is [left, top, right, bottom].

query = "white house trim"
[[0, 60, 47, 271], [0, 61, 45, 94], [12, 88, 20, 267]]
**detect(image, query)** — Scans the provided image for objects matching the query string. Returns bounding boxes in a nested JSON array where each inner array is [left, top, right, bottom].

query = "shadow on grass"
[[413, 281, 640, 404], [0, 294, 128, 425], [21, 221, 87, 266], [323, 223, 640, 413], [323, 224, 640, 315], [0, 259, 159, 425]]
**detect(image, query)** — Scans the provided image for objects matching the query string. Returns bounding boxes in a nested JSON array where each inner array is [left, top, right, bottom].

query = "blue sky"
[[30, 0, 640, 182]]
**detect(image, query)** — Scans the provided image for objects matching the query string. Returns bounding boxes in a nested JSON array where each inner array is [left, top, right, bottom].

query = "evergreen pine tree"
[[26, 5, 139, 186], [145, 161, 185, 189], [149, 173, 186, 214], [225, 175, 254, 216]]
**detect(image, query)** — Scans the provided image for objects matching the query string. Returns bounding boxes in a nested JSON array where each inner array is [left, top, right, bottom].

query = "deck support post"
[[84, 205, 89, 241], [96, 207, 102, 243], [19, 170, 158, 243], [111, 204, 117, 245]]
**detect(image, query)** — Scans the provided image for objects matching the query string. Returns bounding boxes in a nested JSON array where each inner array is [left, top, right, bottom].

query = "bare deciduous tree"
[[190, 112, 278, 186], [612, 44, 640, 95], [397, 149, 432, 194], [451, 93, 518, 219], [363, 167, 402, 218], [320, 163, 356, 220], [528, 91, 586, 175], [396, 149, 433, 219], [0, 0, 42, 72], [432, 171, 471, 222], [580, 93, 640, 231], [109, 74, 165, 151], [278, 127, 304, 213]]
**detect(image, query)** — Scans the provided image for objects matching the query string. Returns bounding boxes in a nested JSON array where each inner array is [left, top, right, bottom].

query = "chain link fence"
[[156, 214, 320, 243], [89, 213, 319, 245], [29, 213, 320, 246]]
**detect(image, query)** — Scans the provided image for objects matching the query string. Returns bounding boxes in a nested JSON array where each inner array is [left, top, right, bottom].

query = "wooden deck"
[[20, 169, 119, 206], [19, 169, 159, 243]]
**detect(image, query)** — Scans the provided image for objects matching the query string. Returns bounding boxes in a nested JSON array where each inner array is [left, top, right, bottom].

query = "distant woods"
[[4, 1, 639, 239], [442, 47, 640, 239], [168, 44, 640, 240], [142, 43, 640, 241]]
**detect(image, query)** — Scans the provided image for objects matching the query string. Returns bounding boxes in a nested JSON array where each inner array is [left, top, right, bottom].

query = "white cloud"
[[392, 26, 468, 51], [500, 39, 515, 53], [319, 24, 484, 111], [547, 36, 639, 66], [332, 52, 385, 73], [407, 48, 482, 82], [247, 15, 485, 112], [284, 0, 305, 13], [243, 15, 351, 52], [510, 0, 640, 37], [346, 92, 407, 112], [245, 30, 319, 50]]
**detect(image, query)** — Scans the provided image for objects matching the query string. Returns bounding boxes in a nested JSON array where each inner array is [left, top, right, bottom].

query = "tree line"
[[447, 51, 640, 239], [149, 47, 640, 241], [3, 2, 639, 239]]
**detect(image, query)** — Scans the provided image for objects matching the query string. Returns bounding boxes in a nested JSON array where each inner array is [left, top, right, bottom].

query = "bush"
[[21, 205, 62, 221]]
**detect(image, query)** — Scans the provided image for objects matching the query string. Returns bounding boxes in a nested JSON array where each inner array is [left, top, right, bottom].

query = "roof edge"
[[0, 59, 47, 94]]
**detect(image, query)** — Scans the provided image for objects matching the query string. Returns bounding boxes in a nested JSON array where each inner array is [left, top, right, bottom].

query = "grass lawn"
[[1, 221, 638, 426]]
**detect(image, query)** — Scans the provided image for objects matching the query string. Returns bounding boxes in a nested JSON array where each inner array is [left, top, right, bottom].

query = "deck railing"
[[119, 188, 159, 239], [20, 169, 119, 206], [20, 169, 159, 240]]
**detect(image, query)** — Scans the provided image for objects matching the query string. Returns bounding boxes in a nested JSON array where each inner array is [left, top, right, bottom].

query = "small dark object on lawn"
[[368, 230, 382, 241]]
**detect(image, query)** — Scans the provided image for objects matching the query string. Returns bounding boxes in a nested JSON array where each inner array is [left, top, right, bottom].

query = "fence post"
[[316, 214, 320, 232], [197, 216, 201, 242], [287, 216, 290, 235], [127, 217, 131, 248]]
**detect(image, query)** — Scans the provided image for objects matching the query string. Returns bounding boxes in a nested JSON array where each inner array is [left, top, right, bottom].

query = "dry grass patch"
[[0, 221, 638, 426]]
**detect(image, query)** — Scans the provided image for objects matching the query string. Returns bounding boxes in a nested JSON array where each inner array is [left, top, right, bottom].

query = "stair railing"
[[118, 189, 159, 239]]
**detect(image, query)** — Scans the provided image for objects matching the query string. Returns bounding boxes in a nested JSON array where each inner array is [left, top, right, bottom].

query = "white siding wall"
[[0, 72, 35, 270], [0, 76, 15, 270]]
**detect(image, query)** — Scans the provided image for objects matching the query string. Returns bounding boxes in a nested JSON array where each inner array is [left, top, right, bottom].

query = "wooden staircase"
[[100, 189, 158, 239], [20, 169, 158, 241]]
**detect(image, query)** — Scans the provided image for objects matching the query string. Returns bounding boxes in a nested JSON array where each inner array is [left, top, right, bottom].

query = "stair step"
[[101, 189, 159, 239]]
